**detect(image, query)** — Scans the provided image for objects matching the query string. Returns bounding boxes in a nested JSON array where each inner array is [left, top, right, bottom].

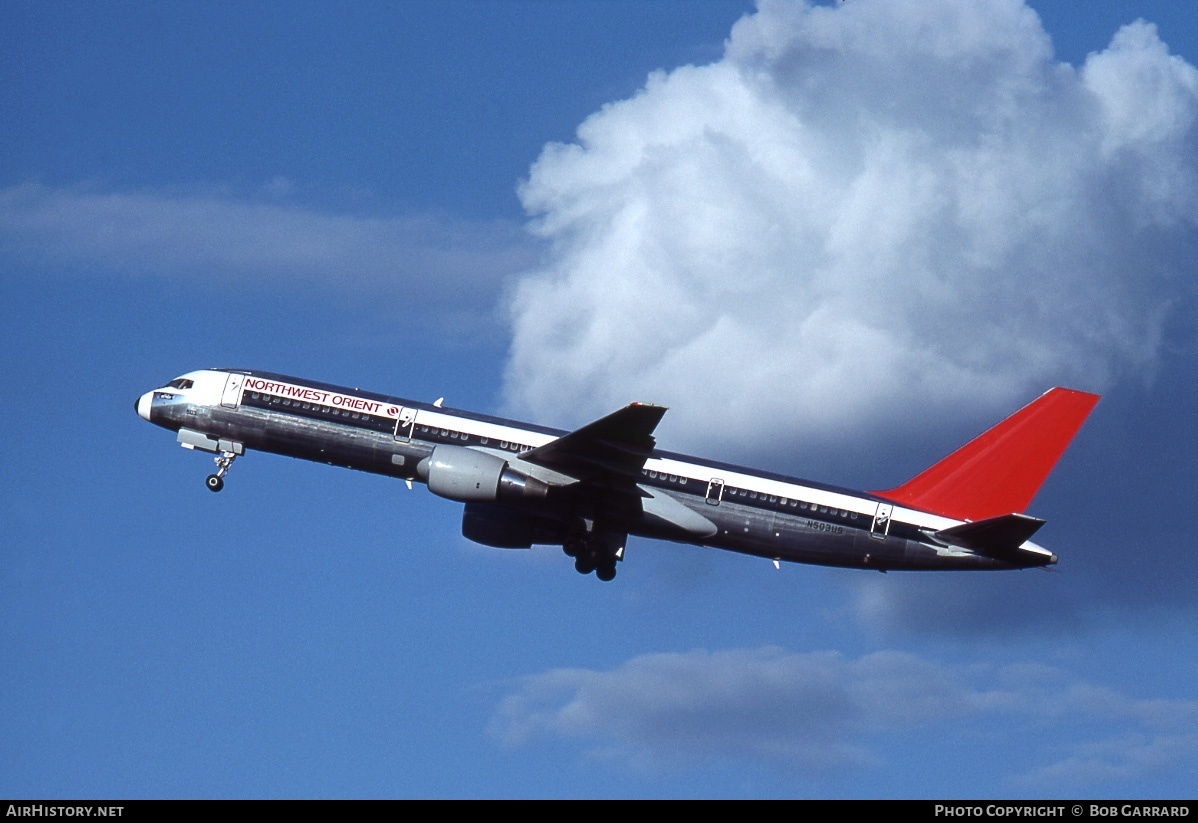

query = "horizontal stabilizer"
[[933, 513, 1045, 560], [872, 388, 1099, 521]]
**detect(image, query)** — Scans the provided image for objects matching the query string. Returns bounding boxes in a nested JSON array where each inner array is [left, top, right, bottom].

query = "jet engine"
[[418, 445, 549, 503], [461, 503, 564, 549]]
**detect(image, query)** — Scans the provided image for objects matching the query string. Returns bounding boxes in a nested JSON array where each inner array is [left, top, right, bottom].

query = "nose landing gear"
[[205, 450, 238, 493], [176, 429, 244, 494]]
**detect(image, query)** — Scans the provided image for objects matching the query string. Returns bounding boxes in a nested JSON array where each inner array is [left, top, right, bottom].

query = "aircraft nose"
[[136, 391, 153, 421]]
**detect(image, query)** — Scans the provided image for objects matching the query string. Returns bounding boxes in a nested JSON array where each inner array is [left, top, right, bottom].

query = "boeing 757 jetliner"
[[135, 370, 1098, 581]]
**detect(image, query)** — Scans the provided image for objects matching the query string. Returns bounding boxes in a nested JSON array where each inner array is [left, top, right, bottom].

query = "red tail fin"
[[872, 388, 1100, 521]]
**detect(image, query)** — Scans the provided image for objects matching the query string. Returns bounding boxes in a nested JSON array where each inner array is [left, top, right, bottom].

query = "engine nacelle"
[[418, 445, 549, 503], [461, 503, 564, 549]]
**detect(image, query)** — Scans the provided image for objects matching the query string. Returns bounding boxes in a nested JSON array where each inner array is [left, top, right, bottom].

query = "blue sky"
[[2, 0, 1197, 799]]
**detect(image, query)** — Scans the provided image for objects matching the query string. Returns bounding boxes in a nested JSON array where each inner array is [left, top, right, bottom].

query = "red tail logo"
[[872, 388, 1100, 522]]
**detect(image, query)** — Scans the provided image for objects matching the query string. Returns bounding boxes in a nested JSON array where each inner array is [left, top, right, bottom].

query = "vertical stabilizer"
[[872, 388, 1100, 521]]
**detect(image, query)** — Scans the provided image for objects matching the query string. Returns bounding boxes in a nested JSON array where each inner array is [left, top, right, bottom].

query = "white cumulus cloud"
[[503, 0, 1198, 453]]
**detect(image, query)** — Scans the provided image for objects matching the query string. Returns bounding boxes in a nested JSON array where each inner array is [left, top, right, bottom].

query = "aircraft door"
[[705, 478, 725, 506], [393, 407, 417, 441], [870, 503, 892, 540], [220, 373, 245, 409]]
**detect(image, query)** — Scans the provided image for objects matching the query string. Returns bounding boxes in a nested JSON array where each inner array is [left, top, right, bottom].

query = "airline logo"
[[243, 376, 401, 419]]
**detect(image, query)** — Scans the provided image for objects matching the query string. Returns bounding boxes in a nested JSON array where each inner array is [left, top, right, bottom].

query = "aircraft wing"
[[521, 402, 667, 484]]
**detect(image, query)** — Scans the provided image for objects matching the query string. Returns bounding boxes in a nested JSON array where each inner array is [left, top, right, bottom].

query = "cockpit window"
[[167, 378, 194, 390]]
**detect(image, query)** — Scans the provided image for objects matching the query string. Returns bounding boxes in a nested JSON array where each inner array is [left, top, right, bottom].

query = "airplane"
[[135, 369, 1099, 581]]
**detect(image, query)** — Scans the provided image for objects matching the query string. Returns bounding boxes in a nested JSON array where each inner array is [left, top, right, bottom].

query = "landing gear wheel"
[[574, 557, 595, 575], [596, 563, 617, 582], [205, 448, 239, 494], [563, 538, 584, 559]]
